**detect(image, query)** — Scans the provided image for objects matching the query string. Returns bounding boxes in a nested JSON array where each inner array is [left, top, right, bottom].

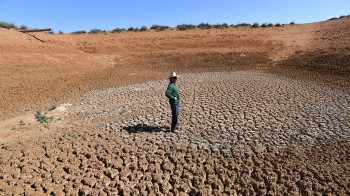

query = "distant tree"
[[112, 28, 126, 33], [236, 23, 251, 27], [197, 23, 212, 29], [150, 24, 160, 29], [176, 24, 196, 31], [18, 25, 28, 30], [72, 30, 86, 34], [261, 23, 267, 28], [274, 23, 282, 27], [89, 29, 103, 34], [328, 17, 338, 21], [267, 23, 273, 27], [127, 27, 134, 31], [0, 21, 17, 29], [139, 26, 148, 31], [290, 21, 295, 25], [251, 23, 259, 28], [58, 30, 64, 34]]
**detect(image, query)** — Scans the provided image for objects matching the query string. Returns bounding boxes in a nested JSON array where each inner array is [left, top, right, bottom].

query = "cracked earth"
[[0, 71, 349, 195]]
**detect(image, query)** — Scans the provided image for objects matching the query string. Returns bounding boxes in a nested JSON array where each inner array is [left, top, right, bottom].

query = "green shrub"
[[176, 24, 196, 31], [251, 23, 259, 28], [0, 21, 17, 29], [157, 25, 169, 31], [150, 24, 170, 31], [339, 15, 346, 19], [236, 23, 251, 27], [48, 105, 57, 111], [19, 120, 26, 126], [213, 23, 229, 29], [58, 30, 64, 34], [127, 27, 134, 31], [261, 23, 267, 28], [72, 30, 86, 34], [89, 29, 103, 34], [197, 23, 212, 29], [111, 28, 126, 33], [18, 25, 28, 30], [139, 26, 148, 31], [274, 23, 282, 27], [328, 17, 338, 21], [267, 23, 273, 27], [35, 111, 53, 123], [150, 24, 161, 29], [290, 21, 295, 25]]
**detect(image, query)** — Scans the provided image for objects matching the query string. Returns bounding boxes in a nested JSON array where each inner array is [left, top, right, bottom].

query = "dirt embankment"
[[0, 17, 349, 120]]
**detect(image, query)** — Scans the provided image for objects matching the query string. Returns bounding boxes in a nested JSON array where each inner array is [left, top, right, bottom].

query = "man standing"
[[165, 72, 180, 133]]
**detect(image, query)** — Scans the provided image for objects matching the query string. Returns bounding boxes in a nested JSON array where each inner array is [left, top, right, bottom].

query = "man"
[[165, 72, 180, 133]]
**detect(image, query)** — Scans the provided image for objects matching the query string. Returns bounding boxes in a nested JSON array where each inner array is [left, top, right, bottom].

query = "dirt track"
[[0, 71, 349, 195]]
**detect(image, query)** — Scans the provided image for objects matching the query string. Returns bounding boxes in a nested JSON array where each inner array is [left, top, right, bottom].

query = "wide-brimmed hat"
[[168, 72, 179, 79]]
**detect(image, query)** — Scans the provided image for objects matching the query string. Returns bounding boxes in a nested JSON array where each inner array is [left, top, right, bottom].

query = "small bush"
[[267, 23, 273, 27], [158, 25, 169, 31], [48, 30, 54, 34], [176, 24, 196, 31], [18, 25, 28, 30], [134, 27, 140, 32], [150, 24, 170, 31], [150, 24, 160, 29], [223, 23, 229, 28], [274, 23, 282, 27], [111, 28, 126, 33], [48, 105, 57, 111], [58, 30, 64, 34], [290, 21, 295, 25], [127, 27, 134, 31], [328, 17, 338, 21], [139, 26, 148, 31], [89, 29, 103, 34], [251, 23, 259, 28], [19, 120, 26, 126], [339, 15, 346, 19], [72, 30, 86, 34], [236, 23, 251, 27], [261, 23, 267, 28], [197, 23, 212, 29], [213, 23, 229, 29], [0, 21, 17, 29], [35, 111, 53, 123]]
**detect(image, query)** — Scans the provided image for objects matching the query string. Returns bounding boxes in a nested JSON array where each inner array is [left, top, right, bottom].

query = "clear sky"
[[0, 0, 349, 32]]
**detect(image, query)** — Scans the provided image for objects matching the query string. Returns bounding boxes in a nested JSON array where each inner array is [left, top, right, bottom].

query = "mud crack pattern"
[[0, 72, 349, 195]]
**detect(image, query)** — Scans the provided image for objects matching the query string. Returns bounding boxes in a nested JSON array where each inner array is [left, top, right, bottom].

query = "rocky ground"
[[0, 71, 349, 195]]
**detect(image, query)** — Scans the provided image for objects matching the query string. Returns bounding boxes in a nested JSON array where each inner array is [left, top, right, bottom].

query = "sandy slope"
[[1, 17, 349, 120]]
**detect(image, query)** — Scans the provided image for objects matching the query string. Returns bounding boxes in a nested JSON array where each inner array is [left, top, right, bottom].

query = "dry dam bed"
[[0, 72, 349, 195]]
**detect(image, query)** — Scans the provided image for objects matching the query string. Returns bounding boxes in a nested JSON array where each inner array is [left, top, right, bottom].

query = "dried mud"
[[1, 72, 349, 195]]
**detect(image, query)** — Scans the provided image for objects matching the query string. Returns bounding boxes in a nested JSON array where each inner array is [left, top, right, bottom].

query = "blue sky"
[[0, 0, 349, 32]]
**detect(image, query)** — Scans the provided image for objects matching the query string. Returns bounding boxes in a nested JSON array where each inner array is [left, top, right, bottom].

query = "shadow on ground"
[[122, 124, 169, 133]]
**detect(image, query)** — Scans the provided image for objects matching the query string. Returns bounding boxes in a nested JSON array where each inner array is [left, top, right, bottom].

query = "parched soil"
[[0, 17, 349, 195], [0, 72, 349, 195]]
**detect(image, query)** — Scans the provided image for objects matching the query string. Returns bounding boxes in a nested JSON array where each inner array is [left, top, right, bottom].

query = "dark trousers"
[[171, 104, 179, 131]]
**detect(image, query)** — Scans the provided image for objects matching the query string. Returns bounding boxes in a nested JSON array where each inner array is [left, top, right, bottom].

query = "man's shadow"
[[122, 124, 168, 133]]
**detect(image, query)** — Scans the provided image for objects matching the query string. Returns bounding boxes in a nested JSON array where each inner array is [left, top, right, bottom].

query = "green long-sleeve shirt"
[[165, 82, 180, 104]]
